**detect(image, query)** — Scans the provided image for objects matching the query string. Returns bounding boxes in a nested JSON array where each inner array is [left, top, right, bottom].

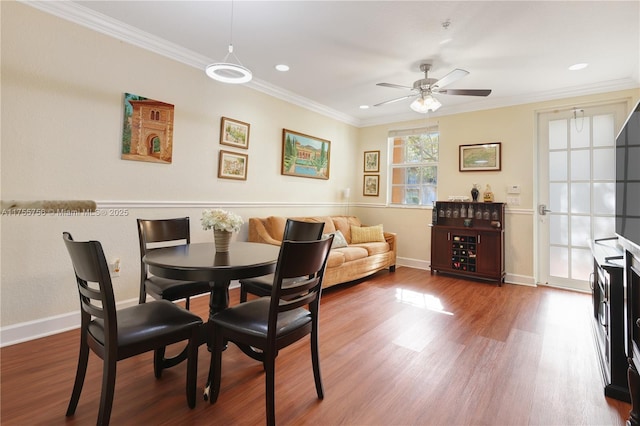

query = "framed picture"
[[121, 92, 174, 164], [281, 129, 330, 180], [363, 174, 379, 196], [459, 142, 502, 172], [220, 117, 250, 149], [218, 150, 248, 180], [364, 150, 380, 172]]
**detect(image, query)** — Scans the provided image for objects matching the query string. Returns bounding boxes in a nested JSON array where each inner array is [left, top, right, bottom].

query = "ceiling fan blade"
[[436, 89, 492, 97], [432, 69, 469, 89], [377, 82, 413, 90], [374, 94, 416, 107]]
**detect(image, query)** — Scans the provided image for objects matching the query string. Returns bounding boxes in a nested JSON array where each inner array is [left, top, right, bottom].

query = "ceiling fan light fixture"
[[410, 94, 441, 113]]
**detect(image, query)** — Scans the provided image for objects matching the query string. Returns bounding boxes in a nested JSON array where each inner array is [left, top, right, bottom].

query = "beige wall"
[[0, 3, 358, 332], [1, 2, 639, 344], [355, 91, 640, 283]]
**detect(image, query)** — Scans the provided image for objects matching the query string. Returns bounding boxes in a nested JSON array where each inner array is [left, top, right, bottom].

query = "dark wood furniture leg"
[[628, 358, 640, 426]]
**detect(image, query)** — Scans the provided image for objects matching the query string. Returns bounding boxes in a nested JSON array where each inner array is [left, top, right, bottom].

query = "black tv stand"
[[591, 238, 629, 402]]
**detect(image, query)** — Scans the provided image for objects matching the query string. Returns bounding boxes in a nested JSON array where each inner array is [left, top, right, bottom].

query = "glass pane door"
[[537, 102, 627, 291]]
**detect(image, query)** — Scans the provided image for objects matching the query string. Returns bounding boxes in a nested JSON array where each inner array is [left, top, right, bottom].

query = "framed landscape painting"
[[218, 150, 248, 180], [220, 116, 250, 149], [363, 175, 379, 196], [281, 129, 330, 180], [459, 142, 502, 172], [364, 150, 380, 172]]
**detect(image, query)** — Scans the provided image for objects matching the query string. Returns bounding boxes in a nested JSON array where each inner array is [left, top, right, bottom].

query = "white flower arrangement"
[[201, 208, 244, 233]]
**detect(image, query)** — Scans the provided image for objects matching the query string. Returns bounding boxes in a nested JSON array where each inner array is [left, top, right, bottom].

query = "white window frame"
[[388, 126, 439, 207]]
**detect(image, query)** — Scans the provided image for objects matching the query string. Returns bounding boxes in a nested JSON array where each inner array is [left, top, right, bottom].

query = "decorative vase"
[[213, 230, 232, 252], [483, 184, 494, 202], [471, 184, 479, 202]]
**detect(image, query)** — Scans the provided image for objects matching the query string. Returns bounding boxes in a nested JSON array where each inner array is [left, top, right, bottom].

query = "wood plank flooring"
[[1, 267, 632, 425]]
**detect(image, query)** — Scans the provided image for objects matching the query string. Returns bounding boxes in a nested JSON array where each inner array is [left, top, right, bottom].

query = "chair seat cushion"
[[145, 276, 211, 301], [212, 298, 311, 339], [239, 274, 274, 291], [239, 275, 310, 296], [89, 300, 202, 353]]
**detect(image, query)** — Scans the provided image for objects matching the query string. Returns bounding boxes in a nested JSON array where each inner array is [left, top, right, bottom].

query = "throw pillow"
[[322, 230, 348, 248], [350, 224, 385, 244]]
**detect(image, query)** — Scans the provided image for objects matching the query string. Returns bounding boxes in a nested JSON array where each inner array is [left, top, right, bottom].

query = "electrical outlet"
[[507, 197, 520, 206], [109, 258, 121, 278]]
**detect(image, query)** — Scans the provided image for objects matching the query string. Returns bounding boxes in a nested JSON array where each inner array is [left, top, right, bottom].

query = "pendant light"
[[205, 1, 252, 84]]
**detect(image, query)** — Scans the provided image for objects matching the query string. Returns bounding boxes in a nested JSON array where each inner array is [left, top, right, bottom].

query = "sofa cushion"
[[333, 246, 368, 262], [326, 251, 345, 268], [332, 216, 362, 243], [351, 224, 385, 244], [323, 230, 348, 248], [267, 216, 288, 241], [351, 241, 390, 256], [300, 216, 336, 234]]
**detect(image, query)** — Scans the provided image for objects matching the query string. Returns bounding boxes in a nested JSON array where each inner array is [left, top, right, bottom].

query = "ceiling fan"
[[374, 63, 491, 113]]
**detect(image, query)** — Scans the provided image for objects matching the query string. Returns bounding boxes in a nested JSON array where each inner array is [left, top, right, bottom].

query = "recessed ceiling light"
[[275, 64, 289, 72], [359, 105, 370, 109], [569, 63, 588, 71]]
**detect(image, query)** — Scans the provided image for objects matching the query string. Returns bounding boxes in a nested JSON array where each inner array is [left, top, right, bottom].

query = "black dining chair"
[[63, 232, 202, 425], [137, 217, 211, 309], [205, 236, 334, 426], [239, 218, 325, 302]]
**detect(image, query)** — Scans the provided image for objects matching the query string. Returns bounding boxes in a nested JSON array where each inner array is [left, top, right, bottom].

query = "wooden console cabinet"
[[430, 201, 505, 283], [590, 238, 629, 402]]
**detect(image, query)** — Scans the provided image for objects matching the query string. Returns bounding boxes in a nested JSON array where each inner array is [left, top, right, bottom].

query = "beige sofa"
[[248, 215, 396, 288]]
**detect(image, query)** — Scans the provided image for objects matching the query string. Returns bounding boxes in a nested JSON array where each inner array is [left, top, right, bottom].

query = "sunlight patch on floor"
[[395, 288, 454, 315]]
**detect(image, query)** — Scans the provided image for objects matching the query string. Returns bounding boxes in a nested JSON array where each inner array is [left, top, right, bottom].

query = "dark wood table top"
[[143, 241, 280, 283]]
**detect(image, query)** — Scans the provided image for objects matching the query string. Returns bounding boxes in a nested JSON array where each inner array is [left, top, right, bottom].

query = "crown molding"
[[20, 0, 360, 127], [21, 1, 640, 130], [358, 78, 640, 127]]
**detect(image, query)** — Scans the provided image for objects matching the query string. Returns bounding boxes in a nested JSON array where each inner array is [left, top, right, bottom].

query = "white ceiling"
[[29, 1, 640, 127]]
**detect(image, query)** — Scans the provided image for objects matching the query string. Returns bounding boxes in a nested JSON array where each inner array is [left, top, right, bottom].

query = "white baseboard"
[[397, 256, 536, 287], [0, 285, 239, 348], [0, 297, 139, 348]]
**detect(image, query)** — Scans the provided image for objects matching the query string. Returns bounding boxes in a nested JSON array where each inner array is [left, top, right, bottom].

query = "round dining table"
[[143, 241, 280, 322], [144, 241, 280, 399]]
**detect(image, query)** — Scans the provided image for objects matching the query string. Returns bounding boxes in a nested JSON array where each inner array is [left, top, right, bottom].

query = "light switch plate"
[[507, 185, 521, 194]]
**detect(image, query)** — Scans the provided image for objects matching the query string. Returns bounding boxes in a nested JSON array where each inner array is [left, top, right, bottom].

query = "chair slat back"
[[282, 219, 325, 242], [137, 218, 191, 284], [138, 217, 191, 251], [63, 232, 116, 327], [269, 237, 333, 316]]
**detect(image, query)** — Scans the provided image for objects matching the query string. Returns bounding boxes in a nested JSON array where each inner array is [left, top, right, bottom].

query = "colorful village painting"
[[281, 129, 330, 180], [121, 93, 174, 164]]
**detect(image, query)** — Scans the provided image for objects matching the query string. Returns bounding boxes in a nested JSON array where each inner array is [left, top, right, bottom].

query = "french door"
[[537, 101, 628, 291]]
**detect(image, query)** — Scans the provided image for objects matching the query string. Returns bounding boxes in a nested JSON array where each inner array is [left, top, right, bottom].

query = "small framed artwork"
[[218, 150, 248, 180], [364, 150, 380, 172], [220, 117, 250, 149], [363, 174, 380, 196], [459, 142, 502, 172], [282, 129, 330, 180]]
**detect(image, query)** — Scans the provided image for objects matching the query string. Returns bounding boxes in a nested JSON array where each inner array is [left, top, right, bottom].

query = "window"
[[389, 126, 439, 206]]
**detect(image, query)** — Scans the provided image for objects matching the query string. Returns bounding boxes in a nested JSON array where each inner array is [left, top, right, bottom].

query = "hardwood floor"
[[1, 267, 632, 425]]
